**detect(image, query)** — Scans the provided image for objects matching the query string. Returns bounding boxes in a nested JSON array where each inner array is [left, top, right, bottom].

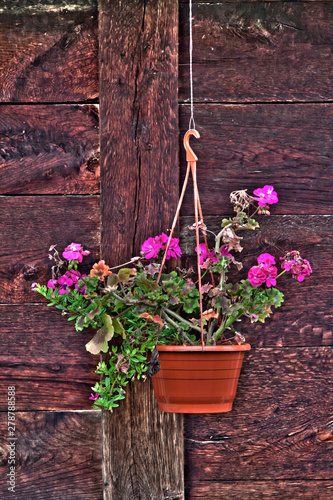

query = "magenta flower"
[[166, 237, 182, 259], [47, 279, 57, 289], [280, 251, 312, 282], [141, 233, 182, 260], [62, 243, 90, 263], [248, 265, 267, 287], [141, 237, 162, 259], [195, 243, 207, 265], [253, 185, 278, 207], [196, 244, 231, 267], [89, 393, 99, 401], [31, 282, 38, 291], [257, 253, 276, 268], [248, 253, 278, 287]]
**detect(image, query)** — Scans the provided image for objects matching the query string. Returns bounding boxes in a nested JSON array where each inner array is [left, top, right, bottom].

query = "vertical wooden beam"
[[99, 1, 183, 499]]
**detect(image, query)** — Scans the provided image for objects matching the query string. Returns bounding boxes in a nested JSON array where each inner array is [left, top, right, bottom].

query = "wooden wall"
[[0, 1, 102, 498], [0, 1, 332, 499], [179, 1, 333, 498]]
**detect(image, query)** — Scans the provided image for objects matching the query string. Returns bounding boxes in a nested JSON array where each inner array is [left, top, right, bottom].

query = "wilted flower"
[[90, 260, 112, 280], [280, 251, 312, 282]]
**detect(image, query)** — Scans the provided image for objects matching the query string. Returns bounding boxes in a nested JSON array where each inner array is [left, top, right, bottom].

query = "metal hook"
[[184, 129, 200, 162]]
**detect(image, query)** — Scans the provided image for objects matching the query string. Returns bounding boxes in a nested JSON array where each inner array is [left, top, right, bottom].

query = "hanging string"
[[189, 0, 195, 130]]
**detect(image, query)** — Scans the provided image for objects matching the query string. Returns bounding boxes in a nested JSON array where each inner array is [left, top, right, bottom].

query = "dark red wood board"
[[185, 347, 333, 481], [99, 0, 183, 498], [0, 1, 98, 102], [185, 480, 333, 500], [0, 196, 100, 303], [180, 215, 332, 348], [0, 411, 102, 499], [0, 304, 100, 410], [179, 104, 333, 216], [0, 105, 100, 194], [179, 2, 333, 102]]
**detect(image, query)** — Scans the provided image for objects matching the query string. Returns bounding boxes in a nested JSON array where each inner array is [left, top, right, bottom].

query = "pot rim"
[[156, 343, 251, 352]]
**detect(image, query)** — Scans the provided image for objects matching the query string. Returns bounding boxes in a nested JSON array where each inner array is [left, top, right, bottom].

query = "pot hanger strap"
[[157, 130, 209, 350]]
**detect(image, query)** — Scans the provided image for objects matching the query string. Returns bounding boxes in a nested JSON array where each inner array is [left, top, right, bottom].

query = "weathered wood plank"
[[0, 105, 99, 194], [179, 103, 333, 215], [186, 480, 333, 500], [0, 411, 102, 499], [0, 304, 99, 410], [99, 0, 183, 498], [179, 2, 333, 102], [0, 1, 98, 102], [0, 196, 100, 303], [180, 215, 332, 348], [185, 347, 333, 481]]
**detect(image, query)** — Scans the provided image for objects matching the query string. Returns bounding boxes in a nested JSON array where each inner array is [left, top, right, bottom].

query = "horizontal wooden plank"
[[0, 2, 98, 102], [185, 347, 333, 481], [0, 411, 102, 499], [0, 196, 100, 303], [180, 215, 332, 348], [179, 2, 333, 102], [0, 105, 99, 194], [0, 304, 99, 410], [186, 480, 333, 500], [179, 104, 333, 215]]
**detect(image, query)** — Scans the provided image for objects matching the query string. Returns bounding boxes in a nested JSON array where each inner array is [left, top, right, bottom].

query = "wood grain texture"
[[180, 215, 332, 348], [179, 2, 333, 102], [0, 196, 100, 303], [0, 304, 100, 410], [99, 0, 179, 263], [99, 0, 183, 498], [0, 411, 102, 499], [185, 347, 333, 481], [0, 105, 99, 194], [185, 480, 333, 500], [179, 103, 333, 216], [0, 1, 98, 102]]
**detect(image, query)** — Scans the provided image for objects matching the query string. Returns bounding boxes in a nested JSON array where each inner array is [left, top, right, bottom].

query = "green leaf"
[[85, 314, 114, 355], [118, 268, 136, 283], [135, 272, 160, 291], [87, 305, 102, 320], [76, 316, 85, 331], [113, 318, 126, 338], [107, 274, 119, 287]]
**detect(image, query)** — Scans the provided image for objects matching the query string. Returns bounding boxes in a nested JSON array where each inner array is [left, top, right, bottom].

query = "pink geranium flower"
[[257, 253, 276, 268], [141, 237, 162, 259], [141, 233, 182, 260], [195, 244, 231, 267], [253, 185, 278, 207], [248, 253, 278, 287], [248, 265, 267, 287], [62, 243, 90, 263], [280, 251, 312, 282]]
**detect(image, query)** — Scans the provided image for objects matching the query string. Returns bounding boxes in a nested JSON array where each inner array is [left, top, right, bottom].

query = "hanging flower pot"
[[152, 344, 251, 413]]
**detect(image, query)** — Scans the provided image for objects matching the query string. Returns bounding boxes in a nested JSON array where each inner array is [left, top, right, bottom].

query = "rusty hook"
[[183, 129, 200, 162]]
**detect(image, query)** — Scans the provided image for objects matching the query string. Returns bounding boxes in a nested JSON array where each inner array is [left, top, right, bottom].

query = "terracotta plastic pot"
[[151, 344, 251, 413]]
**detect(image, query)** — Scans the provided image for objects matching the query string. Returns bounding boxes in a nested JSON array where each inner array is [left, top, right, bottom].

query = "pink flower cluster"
[[248, 253, 278, 288], [62, 243, 90, 263], [253, 185, 278, 214], [141, 233, 182, 260], [195, 243, 231, 267], [280, 251, 312, 282], [47, 270, 87, 295]]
